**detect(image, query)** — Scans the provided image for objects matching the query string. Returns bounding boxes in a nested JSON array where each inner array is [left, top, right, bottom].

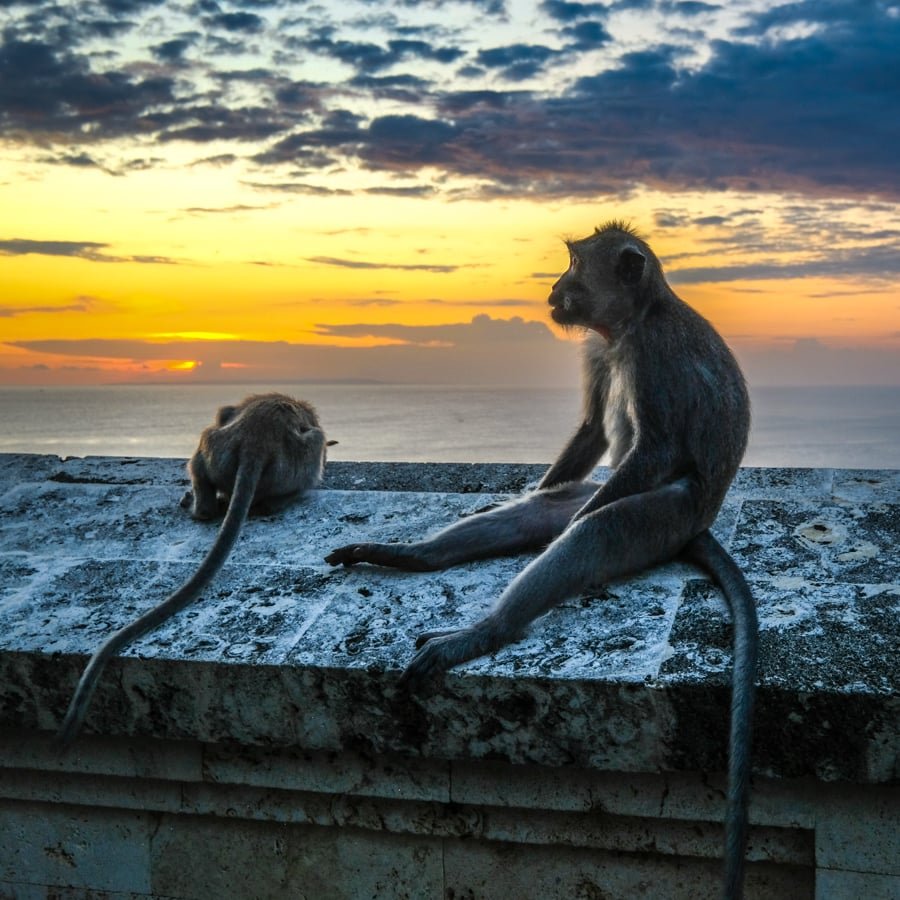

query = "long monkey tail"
[[55, 455, 264, 750], [682, 528, 758, 900]]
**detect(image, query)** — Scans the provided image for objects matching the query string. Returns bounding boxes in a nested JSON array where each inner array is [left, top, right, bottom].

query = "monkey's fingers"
[[414, 628, 458, 649], [324, 544, 374, 566], [324, 543, 435, 571], [399, 625, 499, 689], [324, 544, 364, 566]]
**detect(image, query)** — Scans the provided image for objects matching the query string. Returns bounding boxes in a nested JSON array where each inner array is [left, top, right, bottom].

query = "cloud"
[[7, 315, 582, 386], [152, 35, 198, 63], [264, 5, 898, 200], [208, 12, 265, 34], [669, 244, 900, 284], [301, 34, 463, 74], [364, 185, 437, 198], [0, 0, 896, 205], [0, 238, 178, 264], [180, 203, 274, 215], [540, 1, 609, 23], [314, 314, 554, 344], [306, 255, 461, 273], [0, 239, 108, 259], [35, 151, 114, 173], [735, 338, 900, 387], [475, 43, 560, 81], [0, 36, 176, 142], [0, 301, 92, 318]]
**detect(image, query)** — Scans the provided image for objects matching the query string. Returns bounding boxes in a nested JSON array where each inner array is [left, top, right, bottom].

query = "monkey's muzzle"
[[548, 292, 576, 324]]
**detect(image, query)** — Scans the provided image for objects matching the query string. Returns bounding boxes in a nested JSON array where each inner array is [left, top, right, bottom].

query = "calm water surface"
[[1, 383, 898, 469]]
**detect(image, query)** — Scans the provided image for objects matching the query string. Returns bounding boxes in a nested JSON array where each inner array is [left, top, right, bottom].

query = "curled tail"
[[682, 528, 758, 900], [55, 456, 263, 750]]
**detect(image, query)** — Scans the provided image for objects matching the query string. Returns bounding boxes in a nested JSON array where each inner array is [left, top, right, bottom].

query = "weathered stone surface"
[[0, 800, 153, 893], [1, 727, 894, 899], [0, 454, 897, 786]]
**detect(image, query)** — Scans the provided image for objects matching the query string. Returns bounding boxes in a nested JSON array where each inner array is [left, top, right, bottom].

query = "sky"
[[1, 0, 898, 388]]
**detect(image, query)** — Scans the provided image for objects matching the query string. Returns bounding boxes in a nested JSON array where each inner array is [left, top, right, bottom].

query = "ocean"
[[1, 383, 898, 469]]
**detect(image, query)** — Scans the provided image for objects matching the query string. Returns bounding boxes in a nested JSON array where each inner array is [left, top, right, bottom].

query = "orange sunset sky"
[[1, 0, 898, 388]]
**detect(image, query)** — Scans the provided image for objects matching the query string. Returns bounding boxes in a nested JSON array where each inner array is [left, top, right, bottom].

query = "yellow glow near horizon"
[[2, 152, 898, 385]]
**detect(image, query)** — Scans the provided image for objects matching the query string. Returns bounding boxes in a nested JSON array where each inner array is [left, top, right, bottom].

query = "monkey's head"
[[548, 221, 656, 337]]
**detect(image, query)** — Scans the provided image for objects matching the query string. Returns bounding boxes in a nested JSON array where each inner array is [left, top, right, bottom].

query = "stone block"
[[151, 814, 442, 899], [202, 744, 450, 802], [0, 730, 201, 783], [443, 837, 813, 899], [815, 869, 900, 900], [0, 800, 152, 893], [816, 784, 900, 875], [0, 768, 181, 815]]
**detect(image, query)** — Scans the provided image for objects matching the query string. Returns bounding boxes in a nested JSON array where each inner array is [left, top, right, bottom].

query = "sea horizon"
[[1, 382, 899, 470]]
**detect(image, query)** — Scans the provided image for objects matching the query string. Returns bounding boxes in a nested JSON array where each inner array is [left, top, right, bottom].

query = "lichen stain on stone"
[[794, 520, 848, 548], [836, 540, 880, 563]]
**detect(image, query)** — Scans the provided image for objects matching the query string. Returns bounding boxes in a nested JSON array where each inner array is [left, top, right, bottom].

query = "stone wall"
[[0, 454, 897, 898]]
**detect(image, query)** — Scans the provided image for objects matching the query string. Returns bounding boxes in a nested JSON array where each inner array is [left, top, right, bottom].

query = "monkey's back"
[[198, 393, 326, 503], [606, 291, 750, 524]]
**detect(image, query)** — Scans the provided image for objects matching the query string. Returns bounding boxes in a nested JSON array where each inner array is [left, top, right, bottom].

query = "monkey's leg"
[[185, 451, 219, 520], [401, 479, 697, 685], [325, 482, 597, 571]]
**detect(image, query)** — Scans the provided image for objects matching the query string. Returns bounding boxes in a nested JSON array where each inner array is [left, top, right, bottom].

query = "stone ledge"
[[1, 455, 898, 898], [1, 454, 897, 782]]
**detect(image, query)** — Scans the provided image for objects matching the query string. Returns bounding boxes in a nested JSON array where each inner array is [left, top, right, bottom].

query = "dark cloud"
[[156, 104, 291, 143], [0, 36, 176, 142], [244, 180, 350, 195], [666, 1, 719, 16], [342, 297, 533, 308], [564, 21, 612, 49], [540, 1, 608, 22], [0, 301, 92, 317], [302, 34, 463, 74], [475, 43, 559, 81], [152, 36, 198, 62], [35, 151, 112, 172], [208, 11, 265, 34], [0, 0, 896, 204], [180, 204, 273, 214], [315, 314, 554, 344], [669, 244, 900, 284], [0, 238, 178, 264], [306, 255, 460, 273], [0, 239, 109, 259], [364, 185, 437, 198], [256, 4, 898, 201]]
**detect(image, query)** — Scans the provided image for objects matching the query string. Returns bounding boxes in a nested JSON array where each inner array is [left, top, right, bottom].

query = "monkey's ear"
[[616, 248, 645, 285], [216, 405, 238, 426]]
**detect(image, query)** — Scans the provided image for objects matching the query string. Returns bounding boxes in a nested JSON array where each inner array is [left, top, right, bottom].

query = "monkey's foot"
[[324, 543, 436, 571], [399, 623, 504, 689]]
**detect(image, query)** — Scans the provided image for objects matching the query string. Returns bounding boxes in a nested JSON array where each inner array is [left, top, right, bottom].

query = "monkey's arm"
[[326, 482, 596, 570], [401, 478, 696, 685], [538, 417, 608, 489], [571, 433, 680, 521]]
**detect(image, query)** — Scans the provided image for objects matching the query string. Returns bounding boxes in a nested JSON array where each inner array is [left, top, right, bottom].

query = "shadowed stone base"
[[0, 455, 897, 897]]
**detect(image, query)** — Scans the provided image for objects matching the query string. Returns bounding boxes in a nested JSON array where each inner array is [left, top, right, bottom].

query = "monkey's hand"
[[325, 542, 437, 571], [399, 619, 516, 689]]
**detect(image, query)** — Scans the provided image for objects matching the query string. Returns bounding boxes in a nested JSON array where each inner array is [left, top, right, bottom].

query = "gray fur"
[[56, 393, 331, 749], [326, 222, 757, 898]]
